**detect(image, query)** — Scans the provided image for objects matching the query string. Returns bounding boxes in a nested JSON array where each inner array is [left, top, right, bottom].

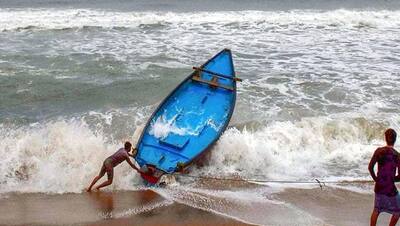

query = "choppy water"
[[1, 0, 400, 199]]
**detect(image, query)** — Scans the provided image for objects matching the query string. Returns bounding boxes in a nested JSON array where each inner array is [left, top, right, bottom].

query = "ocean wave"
[[199, 115, 395, 182], [0, 120, 142, 194], [1, 8, 400, 32], [0, 113, 397, 193]]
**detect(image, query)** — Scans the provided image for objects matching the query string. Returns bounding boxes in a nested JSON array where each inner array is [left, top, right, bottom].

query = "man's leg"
[[390, 214, 400, 226], [370, 209, 380, 226], [87, 165, 106, 192], [95, 167, 114, 191], [391, 193, 400, 226]]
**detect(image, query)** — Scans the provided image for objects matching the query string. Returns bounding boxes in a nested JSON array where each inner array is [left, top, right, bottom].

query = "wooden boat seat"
[[192, 75, 234, 91], [193, 67, 242, 82]]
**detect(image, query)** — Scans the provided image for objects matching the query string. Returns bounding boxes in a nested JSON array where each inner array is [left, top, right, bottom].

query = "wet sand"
[[0, 186, 394, 226], [276, 186, 391, 226], [0, 190, 251, 226]]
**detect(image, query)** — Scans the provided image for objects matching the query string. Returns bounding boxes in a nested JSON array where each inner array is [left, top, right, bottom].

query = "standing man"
[[87, 141, 141, 192], [369, 128, 400, 226]]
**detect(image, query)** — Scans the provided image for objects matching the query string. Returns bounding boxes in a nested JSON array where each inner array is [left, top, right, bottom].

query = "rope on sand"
[[173, 174, 374, 190]]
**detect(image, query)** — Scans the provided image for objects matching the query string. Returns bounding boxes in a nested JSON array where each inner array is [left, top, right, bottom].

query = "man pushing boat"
[[87, 141, 142, 192]]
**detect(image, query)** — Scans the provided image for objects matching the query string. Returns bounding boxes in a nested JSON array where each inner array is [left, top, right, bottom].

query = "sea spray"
[[198, 116, 391, 182], [0, 119, 143, 193], [149, 115, 188, 139], [0, 114, 394, 193], [149, 113, 216, 139]]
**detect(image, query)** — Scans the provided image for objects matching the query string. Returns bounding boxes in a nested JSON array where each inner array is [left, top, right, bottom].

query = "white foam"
[[197, 115, 395, 186], [1, 9, 400, 31], [0, 113, 395, 194], [113, 199, 173, 218], [154, 185, 323, 225], [149, 115, 188, 139], [149, 114, 209, 139], [0, 119, 144, 194]]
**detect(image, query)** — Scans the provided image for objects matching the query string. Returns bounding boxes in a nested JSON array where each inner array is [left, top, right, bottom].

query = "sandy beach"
[[0, 189, 250, 226], [276, 187, 390, 226], [0, 185, 394, 226]]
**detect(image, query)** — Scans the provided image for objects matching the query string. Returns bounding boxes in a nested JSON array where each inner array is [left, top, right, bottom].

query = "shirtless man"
[[87, 141, 141, 192]]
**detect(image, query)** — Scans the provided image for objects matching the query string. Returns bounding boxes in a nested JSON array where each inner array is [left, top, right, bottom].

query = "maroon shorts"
[[99, 158, 114, 180]]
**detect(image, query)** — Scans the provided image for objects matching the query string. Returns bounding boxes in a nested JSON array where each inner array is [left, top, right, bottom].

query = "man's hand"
[[132, 166, 145, 175], [129, 148, 138, 158]]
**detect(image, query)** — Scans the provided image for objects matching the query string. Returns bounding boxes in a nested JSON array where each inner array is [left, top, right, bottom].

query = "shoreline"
[[275, 186, 392, 226], [0, 185, 395, 226], [0, 189, 252, 226]]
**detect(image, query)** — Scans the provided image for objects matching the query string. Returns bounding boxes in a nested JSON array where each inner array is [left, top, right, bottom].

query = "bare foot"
[[86, 187, 92, 192]]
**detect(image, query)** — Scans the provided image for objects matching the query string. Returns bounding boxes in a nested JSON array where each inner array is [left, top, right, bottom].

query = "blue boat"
[[134, 49, 240, 184]]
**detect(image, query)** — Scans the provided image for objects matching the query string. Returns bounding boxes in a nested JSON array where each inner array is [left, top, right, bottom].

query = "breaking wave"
[[0, 119, 144, 194], [201, 115, 392, 182], [1, 9, 400, 31], [0, 112, 397, 193]]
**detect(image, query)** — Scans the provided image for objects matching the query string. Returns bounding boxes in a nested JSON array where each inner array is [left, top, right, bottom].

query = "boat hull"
[[134, 49, 237, 183]]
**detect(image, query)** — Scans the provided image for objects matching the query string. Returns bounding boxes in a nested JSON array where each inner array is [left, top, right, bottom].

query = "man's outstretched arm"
[[368, 150, 378, 182], [126, 157, 143, 173]]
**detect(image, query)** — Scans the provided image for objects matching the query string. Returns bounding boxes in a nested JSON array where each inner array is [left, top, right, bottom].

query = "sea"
[[0, 0, 400, 225]]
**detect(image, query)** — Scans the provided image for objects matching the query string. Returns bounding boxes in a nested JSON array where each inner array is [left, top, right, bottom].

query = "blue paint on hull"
[[135, 49, 237, 181]]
